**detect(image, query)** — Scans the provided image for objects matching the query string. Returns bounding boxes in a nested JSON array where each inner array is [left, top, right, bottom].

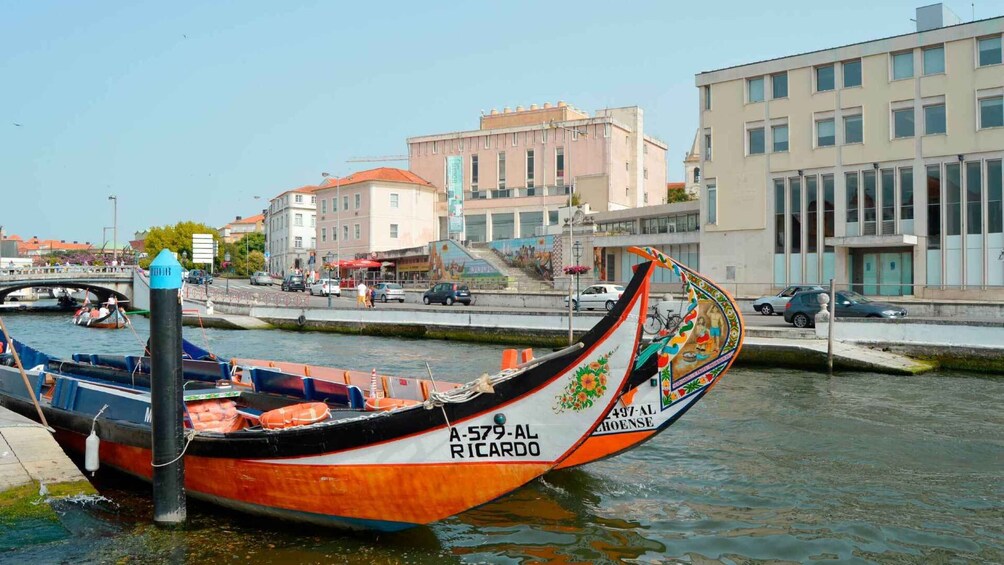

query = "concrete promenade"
[[0, 406, 93, 497]]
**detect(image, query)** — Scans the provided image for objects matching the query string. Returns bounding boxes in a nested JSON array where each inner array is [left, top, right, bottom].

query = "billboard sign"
[[446, 155, 464, 236], [192, 233, 215, 265]]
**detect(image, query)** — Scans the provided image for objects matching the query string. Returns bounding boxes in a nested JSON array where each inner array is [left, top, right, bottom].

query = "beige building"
[[696, 5, 1004, 298], [219, 213, 264, 244], [407, 103, 668, 243]]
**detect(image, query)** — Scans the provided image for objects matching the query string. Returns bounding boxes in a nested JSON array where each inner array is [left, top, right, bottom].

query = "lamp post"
[[572, 241, 582, 311], [548, 120, 587, 344], [180, 250, 187, 267], [224, 252, 231, 294], [102, 227, 113, 255], [325, 251, 335, 308], [108, 195, 118, 265], [321, 172, 341, 293]]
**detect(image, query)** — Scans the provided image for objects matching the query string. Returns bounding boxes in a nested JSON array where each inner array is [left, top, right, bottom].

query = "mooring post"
[[149, 249, 186, 526], [827, 278, 835, 374]]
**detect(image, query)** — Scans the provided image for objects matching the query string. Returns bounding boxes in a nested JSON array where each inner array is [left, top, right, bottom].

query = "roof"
[[270, 184, 321, 203], [16, 237, 93, 253], [317, 167, 434, 189], [233, 213, 264, 225], [667, 182, 686, 190]]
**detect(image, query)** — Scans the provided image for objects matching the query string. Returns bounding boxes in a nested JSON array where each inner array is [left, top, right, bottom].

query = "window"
[[844, 114, 863, 144], [816, 65, 835, 91], [354, 224, 360, 239], [707, 183, 717, 224], [321, 228, 326, 242], [511, 133, 517, 146], [703, 85, 711, 110], [923, 45, 945, 75], [604, 123, 611, 137], [643, 168, 648, 180], [555, 147, 565, 185], [309, 215, 315, 228], [432, 141, 438, 154], [978, 36, 1002, 66], [862, 170, 876, 234], [924, 103, 946, 135], [980, 96, 1004, 128], [295, 194, 303, 203], [310, 196, 315, 205], [946, 163, 962, 236], [526, 149, 535, 188], [771, 72, 788, 99], [390, 224, 399, 238], [790, 177, 801, 253], [332, 225, 337, 241], [842, 59, 862, 87], [893, 108, 915, 138], [704, 130, 712, 160], [805, 175, 818, 253], [294, 236, 303, 248], [483, 136, 490, 149], [294, 213, 303, 227], [967, 162, 982, 235], [892, 51, 914, 80], [321, 199, 326, 214], [354, 194, 361, 209], [748, 76, 765, 103], [772, 124, 788, 152], [823, 174, 835, 251], [748, 127, 765, 154], [310, 236, 315, 248], [927, 165, 941, 249], [881, 168, 894, 233], [774, 179, 785, 253], [694, 167, 701, 183], [989, 160, 1003, 233], [900, 167, 914, 221], [471, 155, 479, 189], [816, 118, 835, 147], [330, 197, 337, 212], [390, 193, 399, 208], [846, 172, 859, 223], [343, 225, 349, 240]]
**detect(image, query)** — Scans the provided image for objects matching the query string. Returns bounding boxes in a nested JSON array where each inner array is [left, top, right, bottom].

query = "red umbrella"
[[345, 259, 381, 268]]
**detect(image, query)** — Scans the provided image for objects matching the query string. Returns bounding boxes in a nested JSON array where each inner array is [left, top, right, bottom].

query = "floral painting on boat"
[[554, 348, 616, 413]]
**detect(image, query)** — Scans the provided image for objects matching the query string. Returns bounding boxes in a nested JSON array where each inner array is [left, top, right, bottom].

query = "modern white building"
[[696, 5, 1004, 298], [264, 186, 317, 275]]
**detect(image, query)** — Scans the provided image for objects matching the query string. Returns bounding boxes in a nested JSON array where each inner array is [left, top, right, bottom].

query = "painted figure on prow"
[[708, 304, 724, 349]]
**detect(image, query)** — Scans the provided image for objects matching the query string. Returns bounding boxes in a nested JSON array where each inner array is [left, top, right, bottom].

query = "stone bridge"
[[0, 266, 136, 305]]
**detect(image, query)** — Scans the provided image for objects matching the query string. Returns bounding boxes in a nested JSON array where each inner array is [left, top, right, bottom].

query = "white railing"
[[0, 265, 137, 280], [183, 285, 309, 308]]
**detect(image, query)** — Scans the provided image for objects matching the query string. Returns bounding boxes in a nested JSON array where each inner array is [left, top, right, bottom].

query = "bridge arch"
[[0, 281, 129, 305]]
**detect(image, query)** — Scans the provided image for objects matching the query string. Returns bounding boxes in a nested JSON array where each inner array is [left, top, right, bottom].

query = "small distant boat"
[[73, 300, 129, 329]]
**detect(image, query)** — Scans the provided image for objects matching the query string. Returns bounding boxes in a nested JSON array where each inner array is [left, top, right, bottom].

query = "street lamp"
[[321, 172, 341, 290], [108, 195, 118, 265], [573, 241, 583, 311], [224, 251, 231, 293], [325, 251, 335, 308], [548, 121, 588, 345]]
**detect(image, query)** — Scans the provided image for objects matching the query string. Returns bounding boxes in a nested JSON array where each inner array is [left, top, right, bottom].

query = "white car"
[[309, 278, 341, 297], [250, 271, 273, 286], [563, 284, 625, 311], [752, 285, 825, 315]]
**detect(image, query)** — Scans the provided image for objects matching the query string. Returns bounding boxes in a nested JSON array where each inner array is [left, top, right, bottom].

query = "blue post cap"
[[150, 249, 183, 290]]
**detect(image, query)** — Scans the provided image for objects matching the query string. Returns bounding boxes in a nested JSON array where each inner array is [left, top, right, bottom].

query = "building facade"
[[696, 7, 1004, 298], [407, 103, 668, 244], [219, 214, 264, 244], [265, 187, 317, 275], [313, 167, 436, 265]]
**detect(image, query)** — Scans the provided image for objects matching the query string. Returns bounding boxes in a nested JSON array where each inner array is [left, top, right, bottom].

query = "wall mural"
[[488, 236, 555, 281], [429, 240, 502, 281]]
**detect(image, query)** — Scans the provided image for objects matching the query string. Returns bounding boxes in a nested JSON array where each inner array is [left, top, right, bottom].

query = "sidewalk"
[[0, 406, 93, 495]]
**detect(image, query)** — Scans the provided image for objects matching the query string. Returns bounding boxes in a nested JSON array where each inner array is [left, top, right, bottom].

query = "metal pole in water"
[[148, 249, 186, 526], [827, 278, 835, 374]]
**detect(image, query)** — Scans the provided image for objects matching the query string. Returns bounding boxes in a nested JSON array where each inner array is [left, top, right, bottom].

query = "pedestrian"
[[368, 286, 376, 309], [356, 281, 368, 308]]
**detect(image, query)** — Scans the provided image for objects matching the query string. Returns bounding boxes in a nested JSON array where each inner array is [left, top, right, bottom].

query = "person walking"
[[368, 286, 376, 309], [356, 281, 368, 308]]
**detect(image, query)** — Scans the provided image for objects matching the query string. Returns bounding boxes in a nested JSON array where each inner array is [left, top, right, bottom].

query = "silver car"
[[372, 282, 405, 303], [753, 285, 825, 315], [250, 271, 273, 286]]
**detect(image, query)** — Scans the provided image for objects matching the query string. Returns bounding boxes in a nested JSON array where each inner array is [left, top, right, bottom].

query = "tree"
[[140, 221, 221, 269], [666, 187, 695, 203], [246, 250, 266, 274]]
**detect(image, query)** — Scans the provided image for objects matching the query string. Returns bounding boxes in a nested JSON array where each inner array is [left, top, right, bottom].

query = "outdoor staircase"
[[466, 246, 554, 292]]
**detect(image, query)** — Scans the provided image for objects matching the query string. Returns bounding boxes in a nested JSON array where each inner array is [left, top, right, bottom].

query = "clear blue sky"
[[0, 0, 989, 244]]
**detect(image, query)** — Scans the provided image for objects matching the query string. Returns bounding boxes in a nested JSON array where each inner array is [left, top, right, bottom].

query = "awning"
[[824, 234, 918, 248]]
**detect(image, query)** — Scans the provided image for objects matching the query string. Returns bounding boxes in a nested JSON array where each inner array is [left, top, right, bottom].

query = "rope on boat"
[[91, 404, 109, 433], [150, 428, 198, 468]]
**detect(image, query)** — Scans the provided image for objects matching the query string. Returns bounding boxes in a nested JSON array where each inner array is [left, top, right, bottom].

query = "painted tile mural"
[[429, 240, 502, 281], [488, 236, 555, 280]]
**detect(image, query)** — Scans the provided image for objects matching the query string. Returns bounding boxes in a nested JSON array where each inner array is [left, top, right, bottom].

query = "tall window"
[[294, 236, 303, 248], [294, 213, 303, 227], [748, 127, 765, 154], [771, 72, 788, 99], [900, 167, 914, 221], [748, 77, 765, 103], [471, 155, 479, 189], [816, 65, 835, 91], [945, 163, 962, 236], [321, 199, 326, 214], [844, 114, 863, 143], [823, 174, 835, 251], [772, 124, 788, 152], [842, 59, 862, 87], [989, 160, 1003, 233], [294, 194, 303, 203], [703, 85, 711, 110], [309, 215, 315, 228], [321, 228, 326, 242], [978, 36, 1002, 66], [774, 180, 785, 254], [526, 149, 535, 188], [966, 161, 982, 235], [923, 45, 945, 74], [497, 152, 506, 190], [927, 165, 942, 249], [354, 194, 361, 209], [390, 193, 399, 208], [331, 197, 338, 212], [703, 131, 712, 160], [893, 108, 915, 138], [806, 175, 818, 253], [555, 147, 565, 186], [343, 225, 349, 240], [980, 96, 1004, 129], [390, 224, 399, 238], [354, 224, 360, 239], [816, 118, 835, 147], [694, 167, 700, 182], [846, 172, 859, 223], [892, 51, 914, 80], [924, 103, 946, 135], [342, 196, 348, 211], [790, 177, 801, 254], [881, 168, 895, 234], [863, 170, 877, 235], [707, 183, 717, 224]]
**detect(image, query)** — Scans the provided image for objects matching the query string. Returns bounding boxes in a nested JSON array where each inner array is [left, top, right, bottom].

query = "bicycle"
[[643, 305, 682, 335]]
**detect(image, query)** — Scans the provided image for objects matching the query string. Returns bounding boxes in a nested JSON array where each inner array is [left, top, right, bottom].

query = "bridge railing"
[[182, 285, 309, 309], [0, 265, 137, 280]]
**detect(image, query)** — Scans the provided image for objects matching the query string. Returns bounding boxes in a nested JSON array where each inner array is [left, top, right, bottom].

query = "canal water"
[[1, 311, 1001, 564]]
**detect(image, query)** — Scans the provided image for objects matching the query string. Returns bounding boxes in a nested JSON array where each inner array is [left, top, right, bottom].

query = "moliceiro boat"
[[0, 262, 655, 531], [72, 298, 129, 329]]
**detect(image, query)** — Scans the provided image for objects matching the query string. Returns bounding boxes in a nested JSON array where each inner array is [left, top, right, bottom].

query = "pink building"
[[313, 167, 437, 265], [407, 103, 668, 243]]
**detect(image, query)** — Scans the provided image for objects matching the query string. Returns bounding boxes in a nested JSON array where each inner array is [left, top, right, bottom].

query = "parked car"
[[186, 269, 213, 285], [753, 285, 825, 315], [309, 278, 341, 297], [563, 284, 625, 311], [281, 274, 307, 292], [423, 282, 471, 306], [250, 271, 273, 286], [784, 289, 908, 328], [372, 282, 405, 303]]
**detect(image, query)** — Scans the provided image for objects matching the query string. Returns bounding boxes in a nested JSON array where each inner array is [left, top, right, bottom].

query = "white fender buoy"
[[85, 429, 100, 472]]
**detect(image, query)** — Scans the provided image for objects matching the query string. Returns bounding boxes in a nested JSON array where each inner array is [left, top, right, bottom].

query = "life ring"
[[296, 314, 307, 327], [259, 402, 330, 430], [364, 396, 421, 412]]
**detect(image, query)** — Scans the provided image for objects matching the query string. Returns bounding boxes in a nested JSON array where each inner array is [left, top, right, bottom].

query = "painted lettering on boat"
[[448, 424, 541, 459], [593, 403, 656, 434]]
